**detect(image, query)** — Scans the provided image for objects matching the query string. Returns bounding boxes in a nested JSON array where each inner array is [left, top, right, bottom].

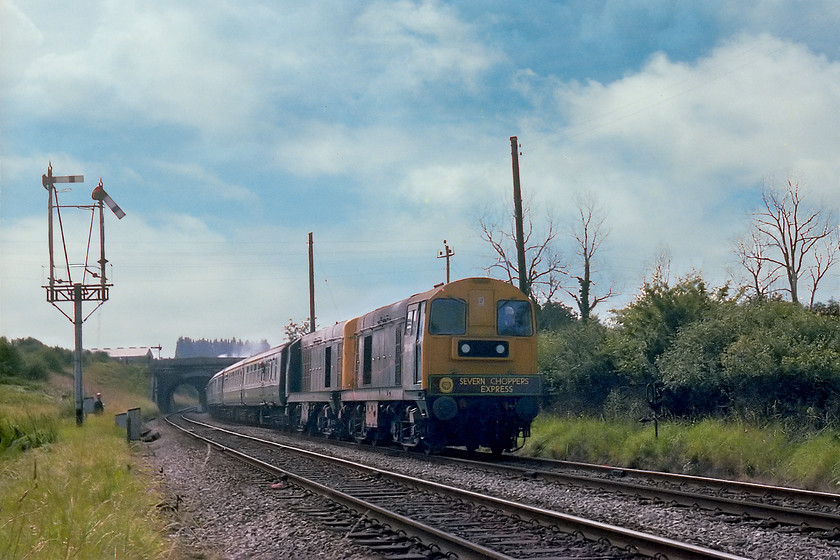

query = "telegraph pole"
[[308, 232, 316, 333], [437, 240, 454, 284], [510, 136, 529, 298], [41, 164, 124, 425]]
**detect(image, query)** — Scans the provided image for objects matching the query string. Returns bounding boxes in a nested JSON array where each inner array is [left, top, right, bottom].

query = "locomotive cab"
[[418, 279, 541, 453]]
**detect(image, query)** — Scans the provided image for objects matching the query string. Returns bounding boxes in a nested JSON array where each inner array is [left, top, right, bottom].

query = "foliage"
[[813, 299, 840, 317], [537, 270, 839, 427], [284, 317, 314, 342], [656, 299, 840, 421], [538, 320, 619, 413], [610, 273, 726, 384], [0, 337, 23, 379], [536, 301, 576, 331], [0, 386, 60, 457], [0, 349, 168, 558], [0, 337, 73, 382], [0, 413, 58, 456]]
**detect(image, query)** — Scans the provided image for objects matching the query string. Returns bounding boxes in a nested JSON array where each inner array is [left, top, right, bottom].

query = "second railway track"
[[429, 451, 840, 533]]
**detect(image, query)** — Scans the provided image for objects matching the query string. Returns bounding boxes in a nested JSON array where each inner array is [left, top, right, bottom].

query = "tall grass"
[[0, 362, 167, 559], [0, 385, 60, 457], [523, 414, 840, 491], [0, 414, 168, 560]]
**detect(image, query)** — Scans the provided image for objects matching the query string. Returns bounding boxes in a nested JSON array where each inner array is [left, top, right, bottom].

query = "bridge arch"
[[150, 357, 239, 413]]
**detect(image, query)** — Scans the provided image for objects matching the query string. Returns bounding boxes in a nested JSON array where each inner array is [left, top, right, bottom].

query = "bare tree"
[[646, 246, 672, 287], [805, 232, 840, 309], [478, 201, 566, 303], [566, 194, 615, 321], [733, 231, 781, 300], [746, 180, 838, 306]]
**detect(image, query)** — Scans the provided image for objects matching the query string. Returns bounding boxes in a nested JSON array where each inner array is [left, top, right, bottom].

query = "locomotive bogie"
[[206, 277, 541, 453]]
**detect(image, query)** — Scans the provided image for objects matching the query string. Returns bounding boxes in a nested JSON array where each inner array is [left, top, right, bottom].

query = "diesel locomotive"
[[206, 277, 541, 453]]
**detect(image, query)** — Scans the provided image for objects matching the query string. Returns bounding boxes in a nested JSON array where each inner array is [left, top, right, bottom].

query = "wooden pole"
[[510, 137, 529, 297], [308, 232, 315, 333]]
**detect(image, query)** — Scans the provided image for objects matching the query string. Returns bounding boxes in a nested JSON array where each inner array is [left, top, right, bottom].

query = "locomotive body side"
[[281, 322, 347, 434], [332, 277, 539, 452]]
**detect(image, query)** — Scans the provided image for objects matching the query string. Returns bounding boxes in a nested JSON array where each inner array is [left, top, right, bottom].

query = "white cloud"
[[545, 34, 840, 191], [0, 2, 43, 92], [352, 0, 503, 91], [5, 2, 277, 135]]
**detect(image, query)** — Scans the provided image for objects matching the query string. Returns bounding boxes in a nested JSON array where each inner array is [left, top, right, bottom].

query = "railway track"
[[168, 414, 749, 560]]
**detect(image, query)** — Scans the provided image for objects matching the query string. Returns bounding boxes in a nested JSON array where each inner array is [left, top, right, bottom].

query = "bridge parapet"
[[150, 357, 239, 413]]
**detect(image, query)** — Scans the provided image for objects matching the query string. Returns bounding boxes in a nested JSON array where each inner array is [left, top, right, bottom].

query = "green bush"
[[0, 338, 75, 381], [0, 337, 23, 379], [656, 299, 840, 422], [539, 321, 620, 413]]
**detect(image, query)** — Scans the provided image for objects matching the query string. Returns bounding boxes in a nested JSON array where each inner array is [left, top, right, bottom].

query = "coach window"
[[497, 300, 533, 336], [429, 298, 466, 335]]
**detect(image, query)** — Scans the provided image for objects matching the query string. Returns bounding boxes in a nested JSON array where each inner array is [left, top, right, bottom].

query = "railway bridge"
[[150, 357, 239, 413]]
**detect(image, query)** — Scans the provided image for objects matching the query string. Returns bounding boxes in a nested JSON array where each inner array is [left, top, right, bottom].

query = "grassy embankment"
[[522, 414, 840, 491], [0, 362, 170, 560]]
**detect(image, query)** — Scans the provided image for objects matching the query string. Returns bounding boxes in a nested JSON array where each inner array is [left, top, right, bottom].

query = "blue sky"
[[2, 1, 839, 356]]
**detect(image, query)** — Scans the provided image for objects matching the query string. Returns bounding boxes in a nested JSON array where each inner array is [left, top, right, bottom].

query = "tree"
[[745, 180, 838, 306], [733, 231, 781, 300], [805, 231, 840, 309], [538, 320, 617, 412], [478, 200, 566, 303], [536, 300, 576, 331], [0, 337, 22, 378], [611, 273, 723, 383], [565, 194, 615, 321], [284, 318, 313, 342]]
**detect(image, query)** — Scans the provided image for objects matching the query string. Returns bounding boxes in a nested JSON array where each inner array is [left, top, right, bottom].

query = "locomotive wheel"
[[396, 406, 421, 451], [315, 405, 338, 438], [346, 406, 370, 443]]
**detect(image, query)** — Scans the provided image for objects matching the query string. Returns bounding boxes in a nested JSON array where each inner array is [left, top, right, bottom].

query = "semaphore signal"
[[41, 163, 126, 425]]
